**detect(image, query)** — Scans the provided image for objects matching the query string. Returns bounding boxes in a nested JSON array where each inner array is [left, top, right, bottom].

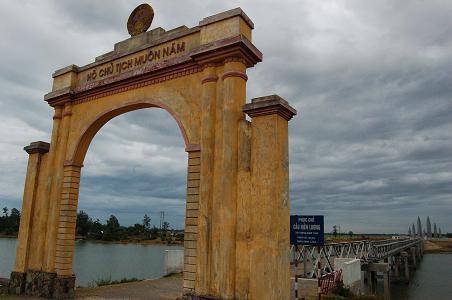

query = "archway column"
[[210, 58, 248, 299], [52, 162, 82, 298], [184, 146, 201, 293], [9, 142, 50, 294], [243, 95, 297, 300], [195, 64, 218, 295], [44, 103, 74, 276]]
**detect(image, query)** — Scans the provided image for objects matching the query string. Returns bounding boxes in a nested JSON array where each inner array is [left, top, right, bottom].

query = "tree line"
[[0, 207, 182, 242], [0, 207, 20, 234], [76, 210, 178, 242]]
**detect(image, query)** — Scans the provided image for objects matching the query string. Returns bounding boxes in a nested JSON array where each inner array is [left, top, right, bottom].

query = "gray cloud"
[[0, 1, 451, 232]]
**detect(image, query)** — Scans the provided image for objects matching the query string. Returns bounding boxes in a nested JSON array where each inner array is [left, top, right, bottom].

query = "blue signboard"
[[290, 215, 324, 246]]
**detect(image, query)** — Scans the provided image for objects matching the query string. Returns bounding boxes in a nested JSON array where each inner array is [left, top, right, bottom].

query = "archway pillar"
[[9, 141, 50, 294], [52, 163, 82, 299], [210, 58, 248, 299], [195, 64, 218, 294], [184, 146, 201, 293], [44, 103, 74, 274], [243, 95, 297, 300]]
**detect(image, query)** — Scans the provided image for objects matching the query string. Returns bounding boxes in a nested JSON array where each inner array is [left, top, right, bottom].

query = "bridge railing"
[[290, 238, 421, 278]]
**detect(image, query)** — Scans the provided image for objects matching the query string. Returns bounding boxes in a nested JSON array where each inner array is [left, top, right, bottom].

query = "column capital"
[[24, 141, 50, 155], [242, 95, 297, 121]]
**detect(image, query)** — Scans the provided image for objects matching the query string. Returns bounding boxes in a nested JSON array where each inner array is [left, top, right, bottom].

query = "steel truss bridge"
[[290, 238, 423, 278]]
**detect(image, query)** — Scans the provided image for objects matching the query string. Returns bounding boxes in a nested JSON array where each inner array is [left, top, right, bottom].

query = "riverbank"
[[0, 233, 17, 238], [76, 238, 183, 246], [424, 239, 452, 253], [0, 234, 182, 245]]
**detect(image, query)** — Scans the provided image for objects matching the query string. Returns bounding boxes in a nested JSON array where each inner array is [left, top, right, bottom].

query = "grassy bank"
[[424, 239, 452, 253]]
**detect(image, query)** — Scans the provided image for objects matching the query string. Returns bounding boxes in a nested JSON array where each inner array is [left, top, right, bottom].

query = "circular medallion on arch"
[[127, 3, 154, 36]]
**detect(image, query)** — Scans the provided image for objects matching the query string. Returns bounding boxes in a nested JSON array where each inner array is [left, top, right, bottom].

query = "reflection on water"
[[391, 253, 452, 300], [0, 238, 182, 286], [0, 237, 16, 278]]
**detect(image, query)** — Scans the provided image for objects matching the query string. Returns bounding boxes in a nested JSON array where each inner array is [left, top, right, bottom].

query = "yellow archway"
[[10, 7, 296, 300]]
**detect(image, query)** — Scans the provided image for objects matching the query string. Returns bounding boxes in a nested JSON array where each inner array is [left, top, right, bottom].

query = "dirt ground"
[[76, 274, 183, 300], [423, 239, 452, 253], [0, 274, 183, 300]]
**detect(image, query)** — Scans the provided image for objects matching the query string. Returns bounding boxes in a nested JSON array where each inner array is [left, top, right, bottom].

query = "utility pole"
[[159, 211, 165, 235]]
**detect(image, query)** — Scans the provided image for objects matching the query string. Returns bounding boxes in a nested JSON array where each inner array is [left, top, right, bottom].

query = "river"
[[0, 237, 182, 286], [390, 253, 452, 300], [1, 238, 451, 298]]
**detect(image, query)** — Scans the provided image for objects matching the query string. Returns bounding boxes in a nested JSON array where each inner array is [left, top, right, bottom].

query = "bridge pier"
[[362, 263, 390, 299], [393, 256, 400, 278], [401, 252, 410, 283], [370, 271, 377, 295], [417, 244, 422, 260], [383, 271, 390, 300], [410, 247, 417, 268]]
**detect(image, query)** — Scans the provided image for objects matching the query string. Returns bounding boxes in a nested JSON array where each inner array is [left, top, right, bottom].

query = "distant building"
[[426, 216, 432, 238], [417, 216, 422, 237]]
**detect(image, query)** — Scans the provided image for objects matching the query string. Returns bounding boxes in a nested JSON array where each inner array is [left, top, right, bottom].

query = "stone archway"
[[9, 6, 296, 300]]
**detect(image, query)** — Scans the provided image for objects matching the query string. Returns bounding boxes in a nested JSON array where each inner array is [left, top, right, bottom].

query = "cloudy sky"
[[0, 0, 451, 234]]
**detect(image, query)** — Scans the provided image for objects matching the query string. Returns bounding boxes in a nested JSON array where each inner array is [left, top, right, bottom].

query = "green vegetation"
[[325, 232, 392, 242], [330, 282, 354, 297], [0, 206, 183, 243], [76, 211, 183, 242], [88, 276, 142, 287], [0, 207, 20, 235]]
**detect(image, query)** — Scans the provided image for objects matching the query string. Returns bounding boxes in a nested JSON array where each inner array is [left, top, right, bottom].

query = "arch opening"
[[72, 101, 191, 167], [73, 108, 188, 288]]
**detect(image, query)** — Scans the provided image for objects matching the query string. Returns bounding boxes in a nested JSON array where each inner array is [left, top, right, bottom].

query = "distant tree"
[[0, 207, 20, 234], [0, 207, 7, 232], [127, 223, 145, 237], [76, 211, 92, 236], [332, 225, 338, 238], [161, 221, 170, 240], [89, 219, 104, 240], [102, 215, 125, 241], [348, 231, 353, 238], [162, 221, 170, 232], [142, 214, 151, 238], [150, 225, 158, 240], [9, 208, 20, 233]]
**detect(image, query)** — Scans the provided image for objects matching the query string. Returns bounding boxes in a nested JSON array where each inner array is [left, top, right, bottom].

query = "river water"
[[1, 238, 451, 298], [0, 237, 182, 286], [390, 253, 452, 300]]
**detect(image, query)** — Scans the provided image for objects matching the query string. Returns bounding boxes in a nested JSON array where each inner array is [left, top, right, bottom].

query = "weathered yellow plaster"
[[11, 7, 296, 300]]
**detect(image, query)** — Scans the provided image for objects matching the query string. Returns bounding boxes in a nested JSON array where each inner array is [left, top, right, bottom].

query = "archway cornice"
[[44, 35, 262, 108]]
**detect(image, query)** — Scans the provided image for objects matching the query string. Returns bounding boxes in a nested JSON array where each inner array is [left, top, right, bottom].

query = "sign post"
[[290, 215, 325, 300]]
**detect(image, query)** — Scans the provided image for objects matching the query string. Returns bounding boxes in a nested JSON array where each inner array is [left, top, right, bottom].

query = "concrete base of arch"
[[8, 271, 75, 299]]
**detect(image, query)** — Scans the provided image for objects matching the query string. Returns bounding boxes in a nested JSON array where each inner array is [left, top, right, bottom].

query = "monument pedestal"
[[9, 271, 74, 299]]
